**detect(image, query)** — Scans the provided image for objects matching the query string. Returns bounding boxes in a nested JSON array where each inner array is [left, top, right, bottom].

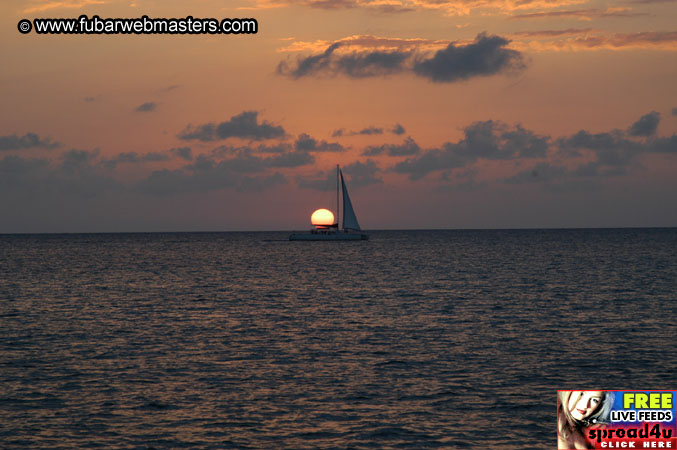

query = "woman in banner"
[[558, 390, 615, 449]]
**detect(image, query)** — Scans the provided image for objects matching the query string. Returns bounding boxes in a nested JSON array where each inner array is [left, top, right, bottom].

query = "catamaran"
[[289, 165, 369, 241]]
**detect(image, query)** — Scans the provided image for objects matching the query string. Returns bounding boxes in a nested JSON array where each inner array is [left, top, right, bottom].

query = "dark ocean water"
[[1, 229, 676, 449]]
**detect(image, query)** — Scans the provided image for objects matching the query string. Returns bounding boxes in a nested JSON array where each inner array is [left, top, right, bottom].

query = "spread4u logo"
[[558, 391, 677, 449]]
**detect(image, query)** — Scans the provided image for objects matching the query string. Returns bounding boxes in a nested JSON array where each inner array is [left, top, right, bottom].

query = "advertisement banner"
[[558, 391, 676, 449]]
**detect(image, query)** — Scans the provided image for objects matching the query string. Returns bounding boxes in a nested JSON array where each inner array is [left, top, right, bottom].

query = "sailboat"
[[289, 165, 369, 241]]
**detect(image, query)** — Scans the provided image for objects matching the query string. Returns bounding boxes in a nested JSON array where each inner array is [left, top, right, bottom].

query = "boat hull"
[[289, 231, 369, 241]]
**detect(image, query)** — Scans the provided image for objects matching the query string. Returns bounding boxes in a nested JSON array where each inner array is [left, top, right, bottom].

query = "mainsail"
[[340, 169, 361, 231]]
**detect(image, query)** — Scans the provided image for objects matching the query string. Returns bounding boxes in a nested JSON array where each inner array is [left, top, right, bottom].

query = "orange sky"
[[1, 0, 676, 232]]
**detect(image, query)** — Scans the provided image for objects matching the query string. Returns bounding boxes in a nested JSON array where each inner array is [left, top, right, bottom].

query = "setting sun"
[[310, 209, 335, 227]]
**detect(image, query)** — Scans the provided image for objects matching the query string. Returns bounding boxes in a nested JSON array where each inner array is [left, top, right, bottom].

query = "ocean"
[[1, 229, 676, 449]]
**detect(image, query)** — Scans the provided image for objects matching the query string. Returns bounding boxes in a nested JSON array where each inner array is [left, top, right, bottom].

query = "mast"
[[336, 164, 340, 230]]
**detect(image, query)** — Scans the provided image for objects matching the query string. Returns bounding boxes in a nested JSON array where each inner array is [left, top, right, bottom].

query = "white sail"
[[340, 169, 361, 231]]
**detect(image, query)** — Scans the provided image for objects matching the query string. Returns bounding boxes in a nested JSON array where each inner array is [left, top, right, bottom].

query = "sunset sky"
[[2, 0, 676, 232]]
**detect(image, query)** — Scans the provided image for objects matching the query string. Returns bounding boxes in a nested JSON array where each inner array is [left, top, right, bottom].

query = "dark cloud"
[[278, 42, 410, 79], [61, 149, 100, 173], [238, 172, 287, 192], [343, 159, 383, 187], [294, 133, 345, 152], [278, 34, 525, 83], [159, 84, 181, 92], [437, 168, 486, 192], [135, 102, 157, 112], [394, 120, 549, 179], [266, 150, 315, 167], [305, 0, 413, 12], [278, 42, 342, 78], [502, 112, 676, 186], [210, 142, 315, 167], [648, 135, 677, 153], [179, 111, 286, 142], [335, 51, 410, 78], [296, 170, 336, 191], [505, 162, 567, 184], [305, 0, 357, 10], [135, 153, 290, 196], [413, 33, 525, 83], [83, 96, 99, 102], [332, 124, 409, 137], [332, 126, 385, 137], [628, 111, 660, 137], [171, 147, 193, 161], [0, 150, 121, 200], [102, 151, 172, 170], [211, 143, 292, 157], [556, 130, 643, 173], [0, 155, 50, 183], [511, 28, 594, 38], [363, 137, 420, 156], [510, 8, 647, 20], [357, 127, 383, 135], [672, 107, 677, 116], [0, 132, 59, 151], [391, 123, 406, 135]]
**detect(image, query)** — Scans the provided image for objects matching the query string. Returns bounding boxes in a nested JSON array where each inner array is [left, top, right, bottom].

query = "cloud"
[[628, 111, 660, 137], [23, 0, 106, 14], [511, 28, 595, 38], [343, 159, 383, 187], [134, 153, 291, 195], [278, 42, 342, 78], [510, 7, 646, 21], [294, 133, 346, 152], [170, 147, 193, 161], [210, 142, 315, 166], [390, 111, 675, 190], [412, 33, 526, 83], [305, 0, 414, 13], [158, 84, 181, 92], [0, 155, 50, 184], [648, 135, 677, 154], [102, 151, 172, 170], [266, 150, 315, 167], [296, 169, 336, 191], [394, 120, 549, 179], [521, 31, 677, 51], [332, 126, 386, 137], [436, 167, 488, 192], [505, 162, 568, 184], [363, 137, 420, 156], [391, 123, 406, 135], [335, 50, 411, 78], [672, 107, 677, 116], [179, 111, 286, 142], [135, 102, 158, 112], [279, 33, 525, 83], [357, 126, 383, 135], [249, 0, 589, 15], [277, 42, 410, 78], [0, 149, 121, 200], [277, 35, 449, 54], [504, 126, 676, 187], [238, 172, 287, 192], [0, 133, 60, 151]]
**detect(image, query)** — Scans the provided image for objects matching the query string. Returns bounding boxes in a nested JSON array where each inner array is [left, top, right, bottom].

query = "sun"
[[311, 208, 335, 227]]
